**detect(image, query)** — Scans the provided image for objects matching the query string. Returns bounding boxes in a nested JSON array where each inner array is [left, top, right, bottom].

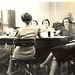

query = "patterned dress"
[[13, 25, 37, 60], [0, 45, 11, 64]]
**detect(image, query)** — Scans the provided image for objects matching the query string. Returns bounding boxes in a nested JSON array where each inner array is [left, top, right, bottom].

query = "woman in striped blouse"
[[12, 13, 37, 60], [7, 13, 37, 74]]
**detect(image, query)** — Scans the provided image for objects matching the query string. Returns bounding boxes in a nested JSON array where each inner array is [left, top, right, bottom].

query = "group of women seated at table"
[[0, 12, 75, 75], [35, 18, 75, 75]]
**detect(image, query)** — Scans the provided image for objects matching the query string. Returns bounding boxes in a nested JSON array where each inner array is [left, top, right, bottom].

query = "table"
[[0, 38, 16, 45], [35, 36, 73, 63], [0, 36, 73, 75], [0, 36, 73, 63]]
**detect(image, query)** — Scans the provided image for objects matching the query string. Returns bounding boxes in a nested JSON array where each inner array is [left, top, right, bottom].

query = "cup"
[[48, 31, 50, 37], [50, 31, 54, 37]]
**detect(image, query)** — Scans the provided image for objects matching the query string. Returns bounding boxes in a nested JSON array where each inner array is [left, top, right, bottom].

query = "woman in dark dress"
[[37, 18, 75, 75]]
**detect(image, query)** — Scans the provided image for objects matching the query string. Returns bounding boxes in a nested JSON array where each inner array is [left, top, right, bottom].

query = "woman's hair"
[[21, 13, 32, 25], [42, 19, 50, 26], [62, 18, 72, 26], [32, 20, 38, 25]]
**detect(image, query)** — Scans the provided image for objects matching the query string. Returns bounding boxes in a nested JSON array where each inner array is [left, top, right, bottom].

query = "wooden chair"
[[7, 39, 36, 75]]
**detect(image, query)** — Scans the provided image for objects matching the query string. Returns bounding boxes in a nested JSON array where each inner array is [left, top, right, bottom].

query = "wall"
[[39, 2, 75, 27], [7, 0, 39, 27], [0, 1, 75, 28], [0, 0, 39, 27], [39, 2, 51, 26], [55, 2, 75, 22]]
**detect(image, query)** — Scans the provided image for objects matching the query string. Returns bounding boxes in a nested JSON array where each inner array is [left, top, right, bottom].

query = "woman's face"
[[32, 21, 37, 27], [43, 21, 49, 29], [64, 19, 69, 30]]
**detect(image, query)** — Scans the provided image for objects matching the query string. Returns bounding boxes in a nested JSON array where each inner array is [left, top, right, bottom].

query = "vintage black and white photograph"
[[0, 0, 75, 75]]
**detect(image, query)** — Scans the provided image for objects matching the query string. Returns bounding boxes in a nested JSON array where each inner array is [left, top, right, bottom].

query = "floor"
[[0, 62, 75, 75], [0, 64, 55, 75]]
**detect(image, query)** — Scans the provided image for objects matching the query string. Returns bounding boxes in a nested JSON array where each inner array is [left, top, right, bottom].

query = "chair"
[[7, 39, 36, 75], [0, 38, 15, 74]]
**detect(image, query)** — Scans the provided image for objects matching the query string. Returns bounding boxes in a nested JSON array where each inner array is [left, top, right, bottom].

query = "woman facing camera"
[[31, 20, 41, 38], [34, 18, 75, 75], [31, 20, 38, 27], [60, 18, 72, 36], [40, 19, 55, 38], [7, 13, 37, 74]]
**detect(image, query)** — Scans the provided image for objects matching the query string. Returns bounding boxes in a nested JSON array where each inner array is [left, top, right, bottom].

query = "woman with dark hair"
[[31, 20, 41, 38], [42, 19, 50, 31], [34, 18, 75, 75], [40, 19, 55, 37], [31, 20, 38, 26], [60, 18, 72, 36], [62, 18, 72, 26], [7, 13, 37, 74], [42, 19, 50, 26]]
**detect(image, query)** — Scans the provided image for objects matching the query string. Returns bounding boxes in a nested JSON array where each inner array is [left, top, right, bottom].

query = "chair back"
[[14, 39, 35, 47]]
